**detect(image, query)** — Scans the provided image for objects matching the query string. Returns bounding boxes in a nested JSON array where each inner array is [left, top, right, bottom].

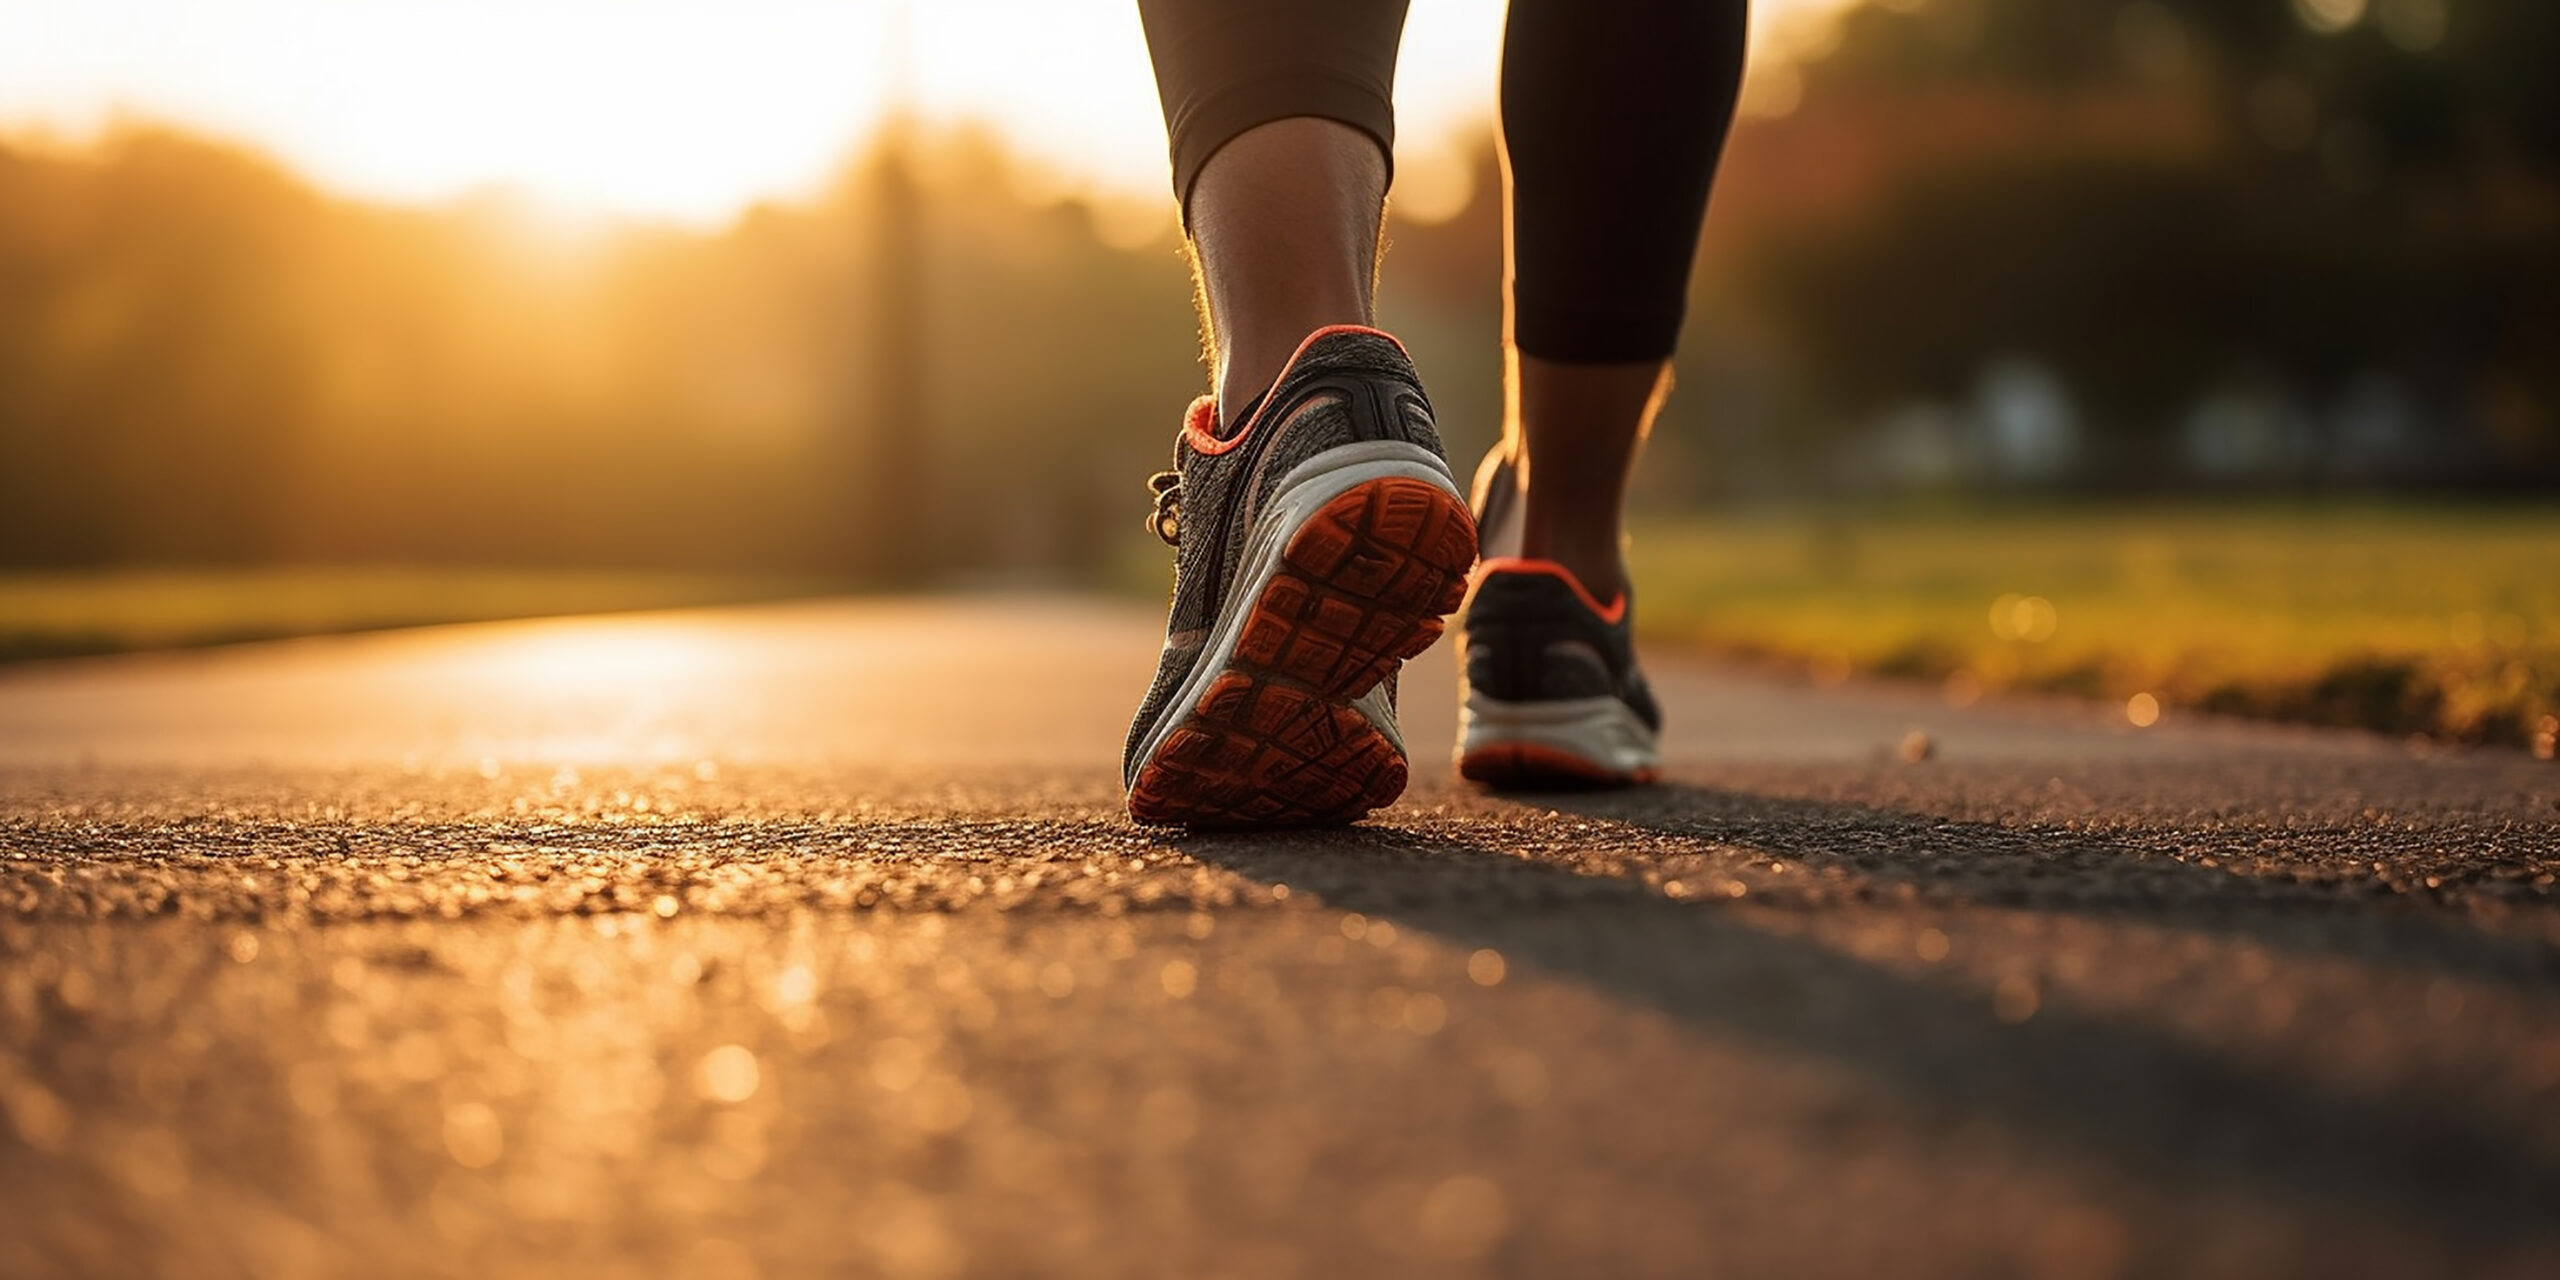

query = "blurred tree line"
[[1672, 0, 2560, 493], [0, 123, 1202, 575], [0, 0, 2551, 575]]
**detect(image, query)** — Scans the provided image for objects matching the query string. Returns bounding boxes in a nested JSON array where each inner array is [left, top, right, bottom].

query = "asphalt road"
[[3, 596, 2556, 1279]]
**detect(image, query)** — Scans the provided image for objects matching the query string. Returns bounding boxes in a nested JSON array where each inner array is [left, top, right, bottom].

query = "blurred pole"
[[840, 4, 931, 586]]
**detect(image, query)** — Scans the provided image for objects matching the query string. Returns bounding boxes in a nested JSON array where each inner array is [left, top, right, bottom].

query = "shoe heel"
[[1456, 694, 1661, 789], [1237, 475, 1479, 699], [1127, 473, 1476, 827]]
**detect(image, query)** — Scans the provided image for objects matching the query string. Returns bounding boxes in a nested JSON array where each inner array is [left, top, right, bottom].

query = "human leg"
[[1137, 0, 1410, 425], [1482, 0, 1750, 598], [1187, 120, 1387, 426], [1124, 0, 1477, 825], [1459, 0, 1749, 788]]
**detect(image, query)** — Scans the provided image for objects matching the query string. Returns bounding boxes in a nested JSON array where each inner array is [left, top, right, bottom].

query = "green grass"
[[24, 507, 2560, 753], [0, 567, 826, 663], [1627, 502, 2560, 749]]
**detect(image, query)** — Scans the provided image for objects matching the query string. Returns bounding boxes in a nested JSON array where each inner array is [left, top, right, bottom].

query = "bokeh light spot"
[[696, 1044, 761, 1104], [2126, 692, 2162, 728]]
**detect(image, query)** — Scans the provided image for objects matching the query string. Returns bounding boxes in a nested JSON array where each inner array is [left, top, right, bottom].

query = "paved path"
[[2, 597, 2556, 1279]]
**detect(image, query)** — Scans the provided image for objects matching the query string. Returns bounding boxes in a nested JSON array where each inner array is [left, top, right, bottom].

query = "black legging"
[[1138, 0, 1748, 364]]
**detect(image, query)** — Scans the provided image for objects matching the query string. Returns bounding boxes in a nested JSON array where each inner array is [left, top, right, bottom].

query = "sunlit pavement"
[[2, 596, 2556, 1279]]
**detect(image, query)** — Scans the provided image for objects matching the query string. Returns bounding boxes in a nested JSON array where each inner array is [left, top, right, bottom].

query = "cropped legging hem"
[[1162, 74, 1397, 219]]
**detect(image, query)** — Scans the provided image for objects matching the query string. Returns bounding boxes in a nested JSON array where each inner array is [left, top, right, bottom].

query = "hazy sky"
[[0, 0, 1849, 225]]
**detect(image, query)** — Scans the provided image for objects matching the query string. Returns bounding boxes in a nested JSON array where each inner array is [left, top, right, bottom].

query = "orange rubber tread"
[[1129, 477, 1478, 827]]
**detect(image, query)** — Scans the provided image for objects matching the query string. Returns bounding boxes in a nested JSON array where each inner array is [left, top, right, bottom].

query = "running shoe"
[[1454, 455, 1662, 788], [1123, 326, 1478, 826]]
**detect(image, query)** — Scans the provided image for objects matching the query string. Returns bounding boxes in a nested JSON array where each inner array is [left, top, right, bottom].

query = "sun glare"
[[0, 0, 1857, 226]]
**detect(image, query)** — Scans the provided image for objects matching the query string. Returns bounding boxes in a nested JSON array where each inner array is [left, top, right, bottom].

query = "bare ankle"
[[1185, 118, 1388, 428], [1494, 352, 1667, 601], [1517, 521, 1629, 603], [1218, 319, 1366, 423]]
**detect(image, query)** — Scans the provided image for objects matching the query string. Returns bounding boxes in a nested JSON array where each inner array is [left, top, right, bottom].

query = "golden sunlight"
[[0, 0, 1857, 226]]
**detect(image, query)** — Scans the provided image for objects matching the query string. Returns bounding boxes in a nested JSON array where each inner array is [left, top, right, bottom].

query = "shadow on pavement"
[[1545, 782, 2560, 992], [1168, 797, 2560, 1259]]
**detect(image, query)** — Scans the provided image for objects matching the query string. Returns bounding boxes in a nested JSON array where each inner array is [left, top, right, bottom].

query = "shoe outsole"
[[1128, 477, 1478, 827], [1457, 742, 1658, 791]]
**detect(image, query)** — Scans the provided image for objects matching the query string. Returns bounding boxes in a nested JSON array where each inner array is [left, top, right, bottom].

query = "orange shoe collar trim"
[[1470, 556, 1628, 625], [1182, 325, 1410, 456]]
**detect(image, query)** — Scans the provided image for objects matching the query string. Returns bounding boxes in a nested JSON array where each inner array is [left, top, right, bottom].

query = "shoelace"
[[1145, 470, 1181, 545]]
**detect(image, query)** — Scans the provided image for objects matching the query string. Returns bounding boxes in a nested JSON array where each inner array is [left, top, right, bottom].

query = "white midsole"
[[1130, 440, 1464, 783], [1457, 693, 1661, 776]]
